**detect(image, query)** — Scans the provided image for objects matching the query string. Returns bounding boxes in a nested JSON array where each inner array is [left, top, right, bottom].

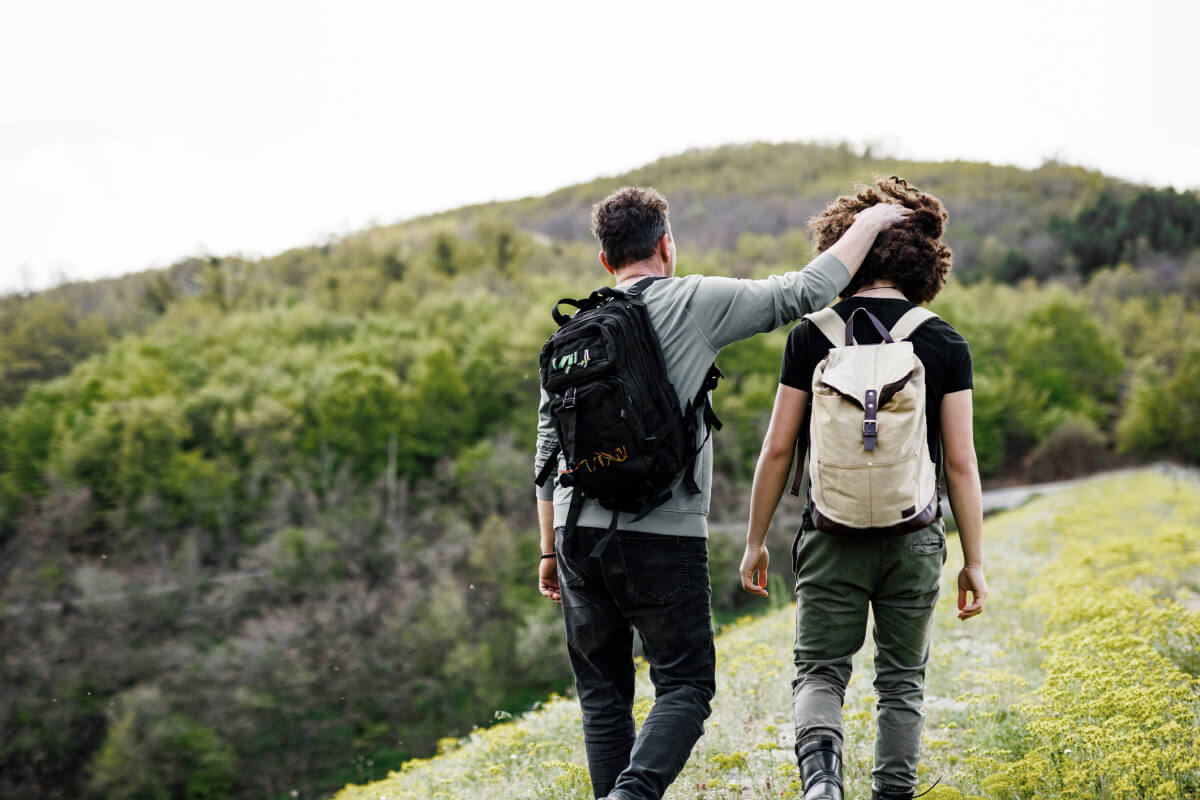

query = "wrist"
[[540, 553, 556, 560]]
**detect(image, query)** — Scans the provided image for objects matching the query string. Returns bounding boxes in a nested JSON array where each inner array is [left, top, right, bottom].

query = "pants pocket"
[[554, 528, 588, 588], [909, 526, 945, 555], [616, 533, 696, 605]]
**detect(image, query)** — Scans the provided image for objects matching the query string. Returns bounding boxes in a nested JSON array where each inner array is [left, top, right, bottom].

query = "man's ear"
[[658, 234, 671, 263], [599, 250, 615, 276]]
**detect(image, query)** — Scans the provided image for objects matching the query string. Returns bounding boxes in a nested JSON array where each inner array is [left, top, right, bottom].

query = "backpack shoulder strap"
[[888, 307, 939, 341], [622, 276, 667, 298], [805, 307, 846, 347]]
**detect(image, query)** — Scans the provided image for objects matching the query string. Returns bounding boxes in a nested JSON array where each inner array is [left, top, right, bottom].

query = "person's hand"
[[957, 565, 988, 620], [738, 543, 770, 597], [852, 202, 912, 234], [539, 557, 561, 604]]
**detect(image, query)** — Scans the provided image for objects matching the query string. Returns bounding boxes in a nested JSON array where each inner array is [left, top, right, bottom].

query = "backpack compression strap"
[[679, 364, 724, 495], [534, 444, 560, 487]]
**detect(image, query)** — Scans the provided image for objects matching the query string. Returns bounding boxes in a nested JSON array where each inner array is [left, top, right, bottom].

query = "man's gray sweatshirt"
[[534, 251, 851, 538]]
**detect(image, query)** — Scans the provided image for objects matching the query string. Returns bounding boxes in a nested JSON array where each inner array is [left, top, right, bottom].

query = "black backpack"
[[534, 278, 722, 549]]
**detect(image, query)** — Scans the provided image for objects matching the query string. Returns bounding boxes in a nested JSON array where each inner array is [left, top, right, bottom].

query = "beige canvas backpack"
[[796, 306, 940, 534]]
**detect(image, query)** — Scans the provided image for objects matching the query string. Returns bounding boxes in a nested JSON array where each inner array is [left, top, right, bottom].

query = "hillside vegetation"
[[1, 142, 1198, 799], [333, 470, 1200, 800]]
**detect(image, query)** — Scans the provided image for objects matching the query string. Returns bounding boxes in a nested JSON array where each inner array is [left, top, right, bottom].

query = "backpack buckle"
[[862, 420, 877, 435], [702, 364, 723, 392], [563, 387, 576, 410]]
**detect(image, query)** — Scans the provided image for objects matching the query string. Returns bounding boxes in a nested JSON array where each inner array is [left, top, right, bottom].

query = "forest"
[[1, 141, 1198, 799]]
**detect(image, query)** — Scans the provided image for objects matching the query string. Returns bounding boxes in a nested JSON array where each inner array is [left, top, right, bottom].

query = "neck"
[[853, 281, 906, 299], [614, 260, 664, 286]]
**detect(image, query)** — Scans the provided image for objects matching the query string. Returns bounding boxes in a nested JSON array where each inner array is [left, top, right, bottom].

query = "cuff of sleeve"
[[535, 481, 555, 501], [809, 251, 851, 292]]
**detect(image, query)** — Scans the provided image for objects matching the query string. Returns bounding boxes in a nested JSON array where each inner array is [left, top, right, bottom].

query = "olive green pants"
[[791, 520, 946, 791]]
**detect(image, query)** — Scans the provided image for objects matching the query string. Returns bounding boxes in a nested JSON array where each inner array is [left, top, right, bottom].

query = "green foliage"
[[88, 687, 235, 800], [1117, 345, 1200, 461], [1055, 187, 1200, 274], [0, 295, 112, 405], [1007, 293, 1124, 425]]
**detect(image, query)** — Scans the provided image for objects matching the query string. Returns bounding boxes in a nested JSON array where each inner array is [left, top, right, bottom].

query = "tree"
[[88, 686, 235, 800], [1117, 346, 1200, 461]]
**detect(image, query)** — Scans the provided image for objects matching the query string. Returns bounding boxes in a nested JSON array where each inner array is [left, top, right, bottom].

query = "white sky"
[[2, 0, 1197, 293]]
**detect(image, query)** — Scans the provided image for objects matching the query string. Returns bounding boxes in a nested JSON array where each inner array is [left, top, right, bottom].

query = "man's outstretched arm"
[[739, 384, 808, 596], [694, 203, 911, 351], [941, 389, 987, 620]]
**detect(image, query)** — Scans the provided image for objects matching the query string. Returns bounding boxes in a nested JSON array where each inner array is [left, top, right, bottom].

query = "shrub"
[[1026, 416, 1110, 483], [88, 686, 236, 800]]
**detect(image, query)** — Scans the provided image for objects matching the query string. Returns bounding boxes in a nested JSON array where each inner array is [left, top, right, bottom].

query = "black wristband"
[[540, 552, 557, 560]]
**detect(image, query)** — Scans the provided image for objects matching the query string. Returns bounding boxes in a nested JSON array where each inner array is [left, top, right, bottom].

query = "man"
[[737, 177, 988, 800], [535, 185, 910, 800]]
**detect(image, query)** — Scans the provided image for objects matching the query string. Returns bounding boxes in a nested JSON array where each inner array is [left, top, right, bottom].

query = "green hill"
[[1, 142, 1199, 800], [332, 471, 1200, 800]]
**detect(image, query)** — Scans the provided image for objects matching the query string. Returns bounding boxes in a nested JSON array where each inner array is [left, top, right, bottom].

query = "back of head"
[[591, 186, 669, 270], [809, 176, 953, 304]]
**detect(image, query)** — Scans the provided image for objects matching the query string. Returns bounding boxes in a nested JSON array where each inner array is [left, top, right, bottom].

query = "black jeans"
[[555, 526, 717, 800]]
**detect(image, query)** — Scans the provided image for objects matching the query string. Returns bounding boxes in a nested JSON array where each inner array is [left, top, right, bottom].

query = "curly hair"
[[591, 186, 669, 270], [809, 176, 953, 304]]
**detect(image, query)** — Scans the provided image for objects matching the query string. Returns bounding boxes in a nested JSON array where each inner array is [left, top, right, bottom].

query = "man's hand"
[[852, 202, 912, 233], [738, 544, 770, 597], [825, 203, 912, 277], [957, 565, 988, 620], [539, 557, 561, 604]]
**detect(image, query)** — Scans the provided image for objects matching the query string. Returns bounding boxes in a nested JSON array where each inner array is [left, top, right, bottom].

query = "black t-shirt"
[[780, 296, 973, 468]]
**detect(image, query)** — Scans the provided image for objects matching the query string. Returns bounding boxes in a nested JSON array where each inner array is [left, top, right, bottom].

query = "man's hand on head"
[[852, 202, 912, 233]]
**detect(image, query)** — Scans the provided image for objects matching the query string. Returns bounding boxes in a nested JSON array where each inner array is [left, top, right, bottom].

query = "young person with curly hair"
[[737, 177, 988, 800], [536, 185, 912, 800]]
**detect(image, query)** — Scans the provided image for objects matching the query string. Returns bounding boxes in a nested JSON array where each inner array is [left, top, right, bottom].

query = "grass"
[[332, 470, 1200, 800]]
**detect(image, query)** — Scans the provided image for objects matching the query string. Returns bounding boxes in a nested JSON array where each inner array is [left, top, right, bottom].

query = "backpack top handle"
[[551, 287, 617, 327], [843, 307, 894, 346], [551, 297, 586, 327]]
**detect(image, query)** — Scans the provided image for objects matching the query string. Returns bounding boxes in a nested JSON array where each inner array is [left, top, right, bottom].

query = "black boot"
[[796, 734, 843, 800], [871, 785, 914, 800]]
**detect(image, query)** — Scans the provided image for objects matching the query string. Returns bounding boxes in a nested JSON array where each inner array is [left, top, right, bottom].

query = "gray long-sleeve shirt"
[[535, 251, 851, 537]]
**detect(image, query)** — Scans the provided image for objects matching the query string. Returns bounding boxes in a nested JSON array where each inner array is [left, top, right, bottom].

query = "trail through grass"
[[334, 470, 1200, 800]]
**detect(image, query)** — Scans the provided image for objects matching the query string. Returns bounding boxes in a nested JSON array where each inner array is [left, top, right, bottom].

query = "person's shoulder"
[[641, 273, 704, 301], [913, 314, 971, 372], [786, 314, 815, 344], [632, 274, 700, 312], [922, 315, 970, 347]]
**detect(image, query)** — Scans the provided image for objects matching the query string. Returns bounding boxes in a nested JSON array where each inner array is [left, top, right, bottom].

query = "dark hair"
[[590, 186, 669, 270], [809, 176, 953, 304]]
